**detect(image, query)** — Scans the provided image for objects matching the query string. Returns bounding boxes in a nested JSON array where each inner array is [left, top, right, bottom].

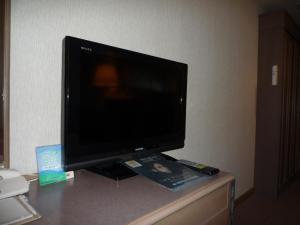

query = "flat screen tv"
[[62, 36, 188, 178]]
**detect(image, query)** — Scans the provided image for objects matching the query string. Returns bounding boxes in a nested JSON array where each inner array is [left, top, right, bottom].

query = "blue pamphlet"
[[123, 155, 208, 191], [36, 144, 66, 186]]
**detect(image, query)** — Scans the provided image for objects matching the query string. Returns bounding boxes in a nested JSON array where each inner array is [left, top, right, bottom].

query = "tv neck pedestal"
[[87, 153, 178, 180]]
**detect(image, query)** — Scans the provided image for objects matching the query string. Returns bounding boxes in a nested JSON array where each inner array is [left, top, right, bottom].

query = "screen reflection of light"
[[93, 64, 119, 88], [92, 64, 130, 100]]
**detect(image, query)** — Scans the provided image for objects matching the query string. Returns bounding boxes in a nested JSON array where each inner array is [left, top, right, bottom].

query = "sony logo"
[[135, 147, 144, 151], [81, 46, 92, 51]]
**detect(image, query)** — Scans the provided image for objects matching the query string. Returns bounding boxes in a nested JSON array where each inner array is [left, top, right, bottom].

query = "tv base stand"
[[87, 162, 137, 180]]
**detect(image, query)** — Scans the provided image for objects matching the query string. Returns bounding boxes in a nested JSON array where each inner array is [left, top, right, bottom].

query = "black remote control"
[[177, 159, 220, 176]]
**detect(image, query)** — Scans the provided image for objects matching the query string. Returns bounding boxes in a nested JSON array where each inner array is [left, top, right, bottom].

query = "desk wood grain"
[[27, 170, 234, 225]]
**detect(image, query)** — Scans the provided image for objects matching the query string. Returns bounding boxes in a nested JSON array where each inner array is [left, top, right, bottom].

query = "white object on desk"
[[0, 169, 29, 199]]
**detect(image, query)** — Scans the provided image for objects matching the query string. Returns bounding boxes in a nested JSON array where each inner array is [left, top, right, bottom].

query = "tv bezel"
[[62, 36, 188, 171]]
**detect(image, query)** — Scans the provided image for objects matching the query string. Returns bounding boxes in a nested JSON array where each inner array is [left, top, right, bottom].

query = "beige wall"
[[10, 0, 258, 197]]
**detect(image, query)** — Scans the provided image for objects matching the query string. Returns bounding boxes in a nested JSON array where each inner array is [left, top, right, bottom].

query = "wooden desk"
[[27, 170, 234, 225]]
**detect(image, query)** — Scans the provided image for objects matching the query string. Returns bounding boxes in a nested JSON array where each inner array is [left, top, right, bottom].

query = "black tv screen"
[[62, 36, 188, 171]]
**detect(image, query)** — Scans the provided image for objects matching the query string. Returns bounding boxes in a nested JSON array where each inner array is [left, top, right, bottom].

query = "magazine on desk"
[[123, 155, 209, 191]]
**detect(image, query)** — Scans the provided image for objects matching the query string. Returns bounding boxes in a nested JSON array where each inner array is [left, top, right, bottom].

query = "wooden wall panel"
[[255, 11, 300, 197], [278, 31, 299, 190], [290, 37, 299, 178], [255, 26, 284, 197], [296, 42, 300, 173]]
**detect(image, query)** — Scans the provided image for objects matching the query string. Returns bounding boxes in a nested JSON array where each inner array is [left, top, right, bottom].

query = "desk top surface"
[[27, 170, 233, 225]]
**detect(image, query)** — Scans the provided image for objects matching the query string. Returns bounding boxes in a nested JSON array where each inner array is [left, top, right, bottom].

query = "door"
[[0, 0, 4, 162]]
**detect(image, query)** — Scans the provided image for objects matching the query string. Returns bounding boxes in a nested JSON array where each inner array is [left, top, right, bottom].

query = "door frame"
[[2, 0, 10, 168]]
